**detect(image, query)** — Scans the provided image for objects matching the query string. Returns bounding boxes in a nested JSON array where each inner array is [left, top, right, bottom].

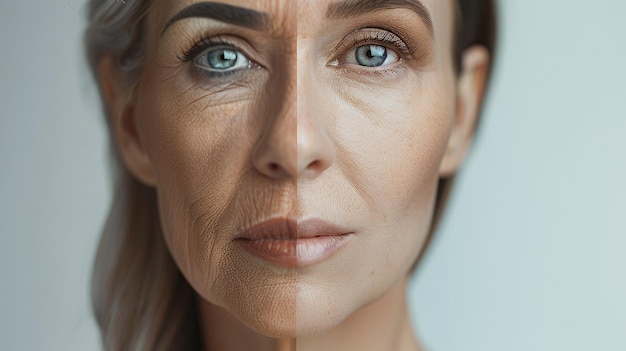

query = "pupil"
[[208, 49, 237, 69], [355, 45, 387, 67]]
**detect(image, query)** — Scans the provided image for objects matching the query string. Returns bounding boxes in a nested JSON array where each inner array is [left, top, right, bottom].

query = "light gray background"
[[1, 0, 625, 350]]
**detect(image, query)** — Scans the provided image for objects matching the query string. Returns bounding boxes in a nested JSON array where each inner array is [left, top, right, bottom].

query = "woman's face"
[[113, 0, 466, 338]]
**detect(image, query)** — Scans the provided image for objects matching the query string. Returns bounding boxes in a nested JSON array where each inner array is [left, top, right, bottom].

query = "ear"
[[439, 45, 490, 177], [98, 55, 157, 186]]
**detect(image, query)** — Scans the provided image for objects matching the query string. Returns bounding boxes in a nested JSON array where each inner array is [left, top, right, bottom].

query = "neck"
[[198, 276, 422, 351], [298, 276, 423, 351]]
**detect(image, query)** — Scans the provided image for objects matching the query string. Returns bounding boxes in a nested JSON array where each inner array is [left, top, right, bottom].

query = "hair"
[[84, 0, 497, 349], [85, 1, 201, 349], [415, 0, 497, 269]]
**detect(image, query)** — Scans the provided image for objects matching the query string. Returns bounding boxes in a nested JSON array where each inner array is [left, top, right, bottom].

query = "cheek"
[[334, 72, 455, 219], [132, 69, 262, 300], [335, 72, 455, 296], [132, 65, 299, 336], [295, 71, 456, 331]]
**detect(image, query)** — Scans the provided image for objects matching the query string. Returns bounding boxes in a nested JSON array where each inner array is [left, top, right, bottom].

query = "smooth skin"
[[98, 0, 489, 350]]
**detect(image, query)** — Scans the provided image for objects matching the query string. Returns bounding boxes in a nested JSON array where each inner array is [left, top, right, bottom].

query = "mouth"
[[234, 217, 354, 268]]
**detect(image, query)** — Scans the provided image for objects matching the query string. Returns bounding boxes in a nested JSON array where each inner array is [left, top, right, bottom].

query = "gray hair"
[[84, 0, 202, 349], [85, 0, 152, 86]]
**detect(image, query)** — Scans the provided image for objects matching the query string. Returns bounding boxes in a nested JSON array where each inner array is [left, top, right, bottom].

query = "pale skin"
[[98, 0, 489, 350]]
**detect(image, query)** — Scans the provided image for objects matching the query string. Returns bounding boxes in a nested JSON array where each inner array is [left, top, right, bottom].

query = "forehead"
[[152, 0, 296, 35], [152, 0, 453, 32], [299, 0, 451, 26], [297, 0, 455, 47]]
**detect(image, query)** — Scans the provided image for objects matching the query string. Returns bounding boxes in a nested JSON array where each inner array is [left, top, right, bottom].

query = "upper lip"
[[237, 217, 351, 240]]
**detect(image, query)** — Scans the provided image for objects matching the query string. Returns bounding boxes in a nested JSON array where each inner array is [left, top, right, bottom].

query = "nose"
[[252, 42, 334, 181], [296, 62, 335, 180], [251, 90, 334, 180], [296, 109, 334, 180], [252, 56, 299, 179], [252, 107, 298, 179]]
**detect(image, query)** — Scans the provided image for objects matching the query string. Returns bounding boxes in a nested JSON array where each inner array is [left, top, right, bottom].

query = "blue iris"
[[355, 45, 388, 67], [206, 48, 238, 70]]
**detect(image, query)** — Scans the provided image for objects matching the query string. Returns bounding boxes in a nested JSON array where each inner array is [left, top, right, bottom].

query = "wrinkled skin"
[[99, 0, 489, 349]]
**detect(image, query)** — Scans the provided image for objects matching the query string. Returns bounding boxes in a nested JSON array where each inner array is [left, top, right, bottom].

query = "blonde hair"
[[84, 0, 201, 349]]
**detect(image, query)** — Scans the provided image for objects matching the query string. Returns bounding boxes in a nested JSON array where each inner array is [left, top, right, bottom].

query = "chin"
[[222, 283, 351, 339], [238, 310, 299, 339], [295, 313, 348, 339], [293, 283, 359, 338], [221, 285, 299, 339]]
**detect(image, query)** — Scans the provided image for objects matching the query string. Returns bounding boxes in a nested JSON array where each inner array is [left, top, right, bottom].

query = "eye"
[[345, 44, 400, 68], [194, 46, 252, 72]]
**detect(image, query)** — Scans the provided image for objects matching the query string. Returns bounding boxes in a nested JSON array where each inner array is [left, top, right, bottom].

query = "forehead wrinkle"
[[155, 0, 297, 38], [265, 0, 296, 39]]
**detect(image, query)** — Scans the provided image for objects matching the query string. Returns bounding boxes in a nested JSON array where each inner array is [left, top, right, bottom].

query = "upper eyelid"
[[338, 45, 400, 69], [194, 44, 246, 62], [180, 38, 237, 62], [193, 46, 250, 67], [330, 28, 413, 60], [179, 33, 260, 62]]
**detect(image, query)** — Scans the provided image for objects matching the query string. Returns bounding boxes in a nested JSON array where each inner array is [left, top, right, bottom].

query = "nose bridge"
[[251, 50, 297, 180], [296, 42, 335, 179], [252, 33, 334, 181], [296, 46, 314, 122]]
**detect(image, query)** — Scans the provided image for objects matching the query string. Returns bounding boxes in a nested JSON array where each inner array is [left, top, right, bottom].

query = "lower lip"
[[235, 234, 353, 268]]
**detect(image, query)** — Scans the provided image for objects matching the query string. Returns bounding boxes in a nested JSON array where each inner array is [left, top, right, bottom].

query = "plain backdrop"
[[1, 0, 625, 350]]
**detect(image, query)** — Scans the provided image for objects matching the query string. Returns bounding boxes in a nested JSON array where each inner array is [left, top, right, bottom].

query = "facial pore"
[[131, 0, 298, 337], [124, 0, 458, 338], [295, 0, 457, 335]]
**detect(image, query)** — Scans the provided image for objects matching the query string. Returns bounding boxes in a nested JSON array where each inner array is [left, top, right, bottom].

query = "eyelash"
[[178, 29, 413, 80], [330, 29, 415, 74], [179, 35, 240, 63], [344, 30, 413, 57], [178, 34, 264, 82]]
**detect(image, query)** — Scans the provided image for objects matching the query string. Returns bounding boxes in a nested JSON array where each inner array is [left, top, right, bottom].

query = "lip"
[[235, 217, 353, 268]]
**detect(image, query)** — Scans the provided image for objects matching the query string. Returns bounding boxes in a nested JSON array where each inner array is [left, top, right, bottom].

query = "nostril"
[[307, 160, 321, 171], [268, 163, 281, 172]]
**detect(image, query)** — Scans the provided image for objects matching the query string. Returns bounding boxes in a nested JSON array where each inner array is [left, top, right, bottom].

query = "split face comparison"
[[102, 0, 484, 339]]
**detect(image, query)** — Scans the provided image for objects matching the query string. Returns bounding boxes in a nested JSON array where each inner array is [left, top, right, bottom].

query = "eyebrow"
[[326, 0, 434, 35], [161, 2, 269, 36]]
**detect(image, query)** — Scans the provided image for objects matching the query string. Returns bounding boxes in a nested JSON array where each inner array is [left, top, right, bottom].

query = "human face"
[[130, 0, 298, 337], [296, 0, 458, 335], [117, 0, 461, 338]]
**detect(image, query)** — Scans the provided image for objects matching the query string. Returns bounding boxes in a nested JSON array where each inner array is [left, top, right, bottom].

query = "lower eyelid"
[[189, 58, 264, 83], [335, 64, 409, 81]]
